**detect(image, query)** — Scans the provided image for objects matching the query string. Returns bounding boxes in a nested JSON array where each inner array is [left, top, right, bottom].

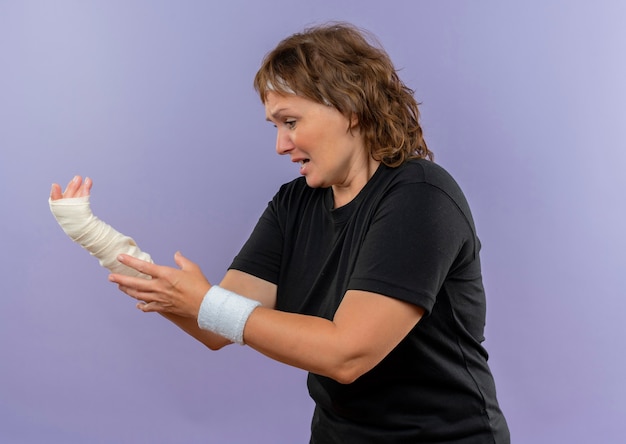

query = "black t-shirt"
[[230, 159, 509, 443]]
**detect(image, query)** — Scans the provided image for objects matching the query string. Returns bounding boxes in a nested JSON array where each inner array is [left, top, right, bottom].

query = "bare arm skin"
[[151, 267, 277, 351], [112, 254, 424, 383], [53, 176, 424, 382], [50, 177, 276, 351], [243, 290, 424, 384]]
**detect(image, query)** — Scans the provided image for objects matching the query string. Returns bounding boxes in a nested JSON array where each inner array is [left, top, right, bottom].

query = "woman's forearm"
[[160, 312, 232, 350]]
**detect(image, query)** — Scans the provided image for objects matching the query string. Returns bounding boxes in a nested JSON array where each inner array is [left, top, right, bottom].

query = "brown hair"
[[253, 22, 433, 166]]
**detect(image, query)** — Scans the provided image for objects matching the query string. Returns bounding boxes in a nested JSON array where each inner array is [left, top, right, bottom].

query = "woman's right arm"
[[50, 176, 277, 350]]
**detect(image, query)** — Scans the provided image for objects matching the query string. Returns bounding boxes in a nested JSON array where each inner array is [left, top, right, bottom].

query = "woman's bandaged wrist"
[[49, 196, 152, 277], [197, 285, 261, 345]]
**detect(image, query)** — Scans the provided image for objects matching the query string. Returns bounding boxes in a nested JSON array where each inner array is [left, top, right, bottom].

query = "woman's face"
[[265, 91, 371, 195]]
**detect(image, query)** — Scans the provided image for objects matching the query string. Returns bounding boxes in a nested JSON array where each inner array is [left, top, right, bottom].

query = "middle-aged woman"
[[50, 23, 510, 443]]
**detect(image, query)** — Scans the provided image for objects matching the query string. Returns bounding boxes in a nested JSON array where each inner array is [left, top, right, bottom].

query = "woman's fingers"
[[50, 176, 79, 200], [173, 251, 199, 272], [117, 280, 175, 313], [110, 272, 156, 293], [116, 254, 160, 277], [111, 253, 210, 318], [51, 175, 93, 200], [136, 301, 161, 312], [63, 176, 82, 198], [78, 177, 93, 197], [50, 183, 63, 200]]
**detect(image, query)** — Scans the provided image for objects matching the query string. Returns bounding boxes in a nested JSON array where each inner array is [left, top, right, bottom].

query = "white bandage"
[[49, 196, 153, 278], [197, 285, 261, 345]]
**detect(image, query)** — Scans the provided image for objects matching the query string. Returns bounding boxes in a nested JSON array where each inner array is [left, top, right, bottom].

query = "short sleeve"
[[229, 198, 284, 285], [348, 182, 475, 314]]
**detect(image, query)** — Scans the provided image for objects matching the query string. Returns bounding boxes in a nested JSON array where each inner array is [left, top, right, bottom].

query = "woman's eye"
[[285, 120, 296, 129]]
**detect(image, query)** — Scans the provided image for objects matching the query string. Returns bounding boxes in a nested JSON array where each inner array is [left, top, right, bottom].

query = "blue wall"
[[1, 1, 625, 442]]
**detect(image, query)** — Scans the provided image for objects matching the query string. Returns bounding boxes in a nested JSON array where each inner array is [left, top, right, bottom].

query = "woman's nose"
[[276, 129, 295, 155]]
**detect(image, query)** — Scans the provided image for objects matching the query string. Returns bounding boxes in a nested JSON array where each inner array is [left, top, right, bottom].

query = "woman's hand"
[[50, 175, 92, 201], [109, 251, 212, 319]]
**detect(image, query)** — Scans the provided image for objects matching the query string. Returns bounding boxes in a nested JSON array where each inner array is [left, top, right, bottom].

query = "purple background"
[[1, 1, 625, 442]]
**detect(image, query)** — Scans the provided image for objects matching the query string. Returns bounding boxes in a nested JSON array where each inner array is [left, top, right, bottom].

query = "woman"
[[50, 23, 509, 443]]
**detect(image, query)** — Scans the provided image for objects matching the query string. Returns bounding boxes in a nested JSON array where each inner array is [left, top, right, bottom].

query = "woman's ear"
[[348, 112, 359, 130]]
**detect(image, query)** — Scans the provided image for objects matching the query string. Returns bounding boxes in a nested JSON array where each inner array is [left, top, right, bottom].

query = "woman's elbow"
[[328, 358, 372, 384], [201, 336, 232, 351]]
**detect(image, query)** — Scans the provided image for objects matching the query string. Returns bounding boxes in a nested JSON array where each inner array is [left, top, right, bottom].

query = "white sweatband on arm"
[[49, 196, 153, 278], [197, 285, 261, 345]]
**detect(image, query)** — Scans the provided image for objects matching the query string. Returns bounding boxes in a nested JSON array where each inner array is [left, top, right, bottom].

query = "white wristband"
[[49, 195, 153, 278], [197, 285, 261, 345]]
